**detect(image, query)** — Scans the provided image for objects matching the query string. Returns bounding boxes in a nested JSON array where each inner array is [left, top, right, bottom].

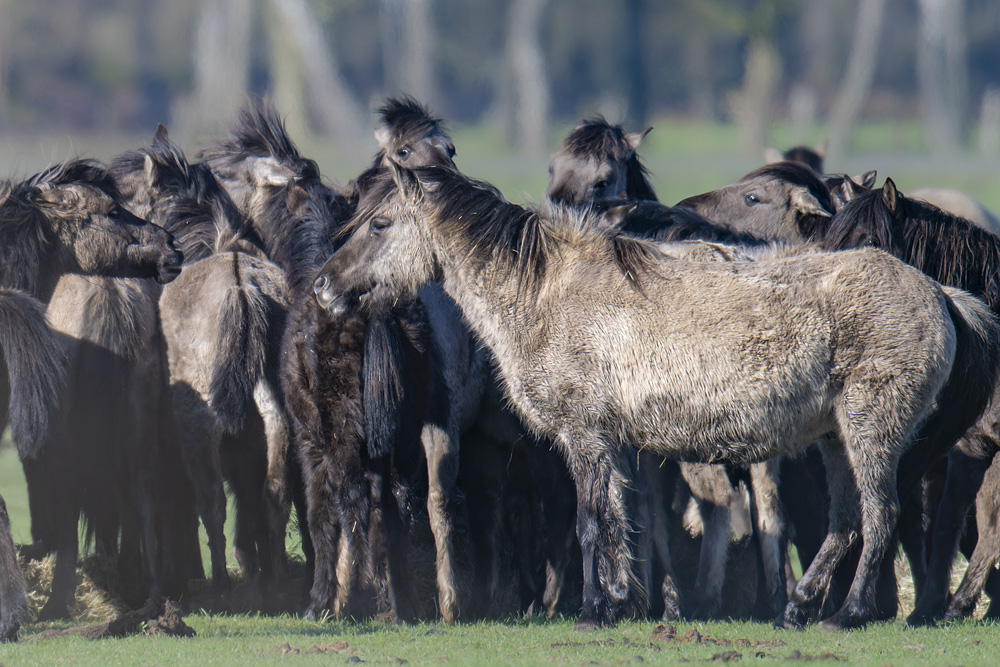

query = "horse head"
[[546, 117, 654, 208]]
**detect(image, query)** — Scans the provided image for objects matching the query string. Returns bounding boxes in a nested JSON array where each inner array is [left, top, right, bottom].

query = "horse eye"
[[397, 147, 410, 159], [370, 217, 392, 235], [743, 193, 760, 206], [107, 206, 120, 219], [592, 180, 609, 192]]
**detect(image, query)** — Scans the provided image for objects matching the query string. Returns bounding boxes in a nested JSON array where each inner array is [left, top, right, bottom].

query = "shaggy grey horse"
[[111, 125, 292, 593], [546, 119, 785, 622], [313, 163, 1000, 631]]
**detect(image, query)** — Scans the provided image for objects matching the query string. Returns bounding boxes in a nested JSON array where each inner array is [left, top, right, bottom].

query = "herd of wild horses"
[[2, 97, 1000, 641]]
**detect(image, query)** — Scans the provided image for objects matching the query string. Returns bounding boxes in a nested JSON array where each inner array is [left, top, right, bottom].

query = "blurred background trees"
[[0, 0, 998, 159]]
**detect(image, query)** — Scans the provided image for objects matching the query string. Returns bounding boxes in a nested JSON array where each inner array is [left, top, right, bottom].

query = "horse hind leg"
[[820, 429, 907, 631], [945, 453, 1000, 621], [908, 434, 995, 625], [646, 458, 681, 621]]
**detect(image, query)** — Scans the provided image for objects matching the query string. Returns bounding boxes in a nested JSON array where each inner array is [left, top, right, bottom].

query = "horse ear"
[[389, 161, 423, 201], [858, 169, 877, 189], [626, 127, 652, 153], [882, 178, 899, 212], [143, 153, 157, 185], [154, 123, 170, 143], [815, 140, 828, 158], [285, 183, 308, 212], [31, 183, 82, 210], [790, 186, 832, 218], [764, 147, 783, 164], [373, 125, 391, 149], [247, 156, 295, 188], [601, 202, 638, 230]]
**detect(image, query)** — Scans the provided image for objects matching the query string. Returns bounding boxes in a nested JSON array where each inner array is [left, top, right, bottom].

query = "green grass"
[[2, 614, 1000, 666]]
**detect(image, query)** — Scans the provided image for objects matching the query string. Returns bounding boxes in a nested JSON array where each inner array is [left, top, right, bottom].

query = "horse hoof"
[[574, 618, 601, 632], [37, 602, 69, 623], [905, 607, 939, 627], [780, 605, 809, 630]]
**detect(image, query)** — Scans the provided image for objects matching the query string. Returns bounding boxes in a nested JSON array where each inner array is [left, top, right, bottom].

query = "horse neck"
[[429, 219, 548, 365]]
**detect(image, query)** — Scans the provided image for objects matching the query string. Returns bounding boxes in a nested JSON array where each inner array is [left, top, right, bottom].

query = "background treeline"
[[1, 0, 998, 161]]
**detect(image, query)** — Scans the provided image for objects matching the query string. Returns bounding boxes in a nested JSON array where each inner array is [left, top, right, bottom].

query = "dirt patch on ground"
[[23, 599, 195, 641]]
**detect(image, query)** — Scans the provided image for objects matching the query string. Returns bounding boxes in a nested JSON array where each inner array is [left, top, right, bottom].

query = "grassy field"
[[2, 118, 1000, 662], [2, 613, 1000, 666]]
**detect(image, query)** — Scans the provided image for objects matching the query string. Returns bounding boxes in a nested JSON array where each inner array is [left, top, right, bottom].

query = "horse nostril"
[[313, 275, 329, 294]]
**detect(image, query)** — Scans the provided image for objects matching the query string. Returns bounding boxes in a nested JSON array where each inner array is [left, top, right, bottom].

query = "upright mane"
[[112, 132, 264, 262], [199, 98, 321, 181], [559, 117, 657, 202], [375, 97, 452, 154], [821, 185, 1000, 311]]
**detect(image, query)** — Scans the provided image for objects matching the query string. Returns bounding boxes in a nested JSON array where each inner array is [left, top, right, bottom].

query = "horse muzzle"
[[313, 274, 350, 316]]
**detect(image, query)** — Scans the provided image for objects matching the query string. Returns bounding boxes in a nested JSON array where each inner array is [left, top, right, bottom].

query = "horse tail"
[[898, 286, 1000, 495], [363, 312, 405, 460], [0, 288, 65, 459], [209, 255, 269, 434]]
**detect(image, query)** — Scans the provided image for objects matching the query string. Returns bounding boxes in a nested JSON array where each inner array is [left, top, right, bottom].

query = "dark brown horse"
[[816, 180, 1000, 625], [0, 159, 181, 632]]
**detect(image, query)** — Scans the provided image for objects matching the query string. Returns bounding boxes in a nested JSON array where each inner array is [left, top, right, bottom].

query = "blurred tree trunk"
[[266, 0, 309, 142], [789, 1, 839, 137], [685, 25, 715, 121], [918, 0, 967, 154], [826, 0, 887, 161], [269, 0, 368, 153], [624, 0, 647, 129], [504, 0, 551, 157], [175, 0, 255, 139], [380, 0, 439, 108], [730, 35, 780, 156], [490, 0, 550, 155]]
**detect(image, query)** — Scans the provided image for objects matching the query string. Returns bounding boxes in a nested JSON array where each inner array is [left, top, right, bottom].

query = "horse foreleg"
[[421, 422, 460, 624], [749, 459, 787, 621], [0, 494, 26, 642], [564, 434, 639, 629], [944, 454, 1000, 621], [645, 458, 681, 620], [301, 442, 341, 620], [539, 446, 578, 618], [908, 438, 994, 626], [255, 380, 292, 578], [680, 462, 733, 620], [782, 442, 858, 629]]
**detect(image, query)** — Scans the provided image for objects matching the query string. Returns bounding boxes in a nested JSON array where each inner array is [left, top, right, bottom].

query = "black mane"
[[821, 186, 1000, 311]]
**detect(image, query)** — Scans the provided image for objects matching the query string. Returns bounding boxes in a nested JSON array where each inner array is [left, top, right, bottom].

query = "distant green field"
[[2, 118, 999, 212]]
